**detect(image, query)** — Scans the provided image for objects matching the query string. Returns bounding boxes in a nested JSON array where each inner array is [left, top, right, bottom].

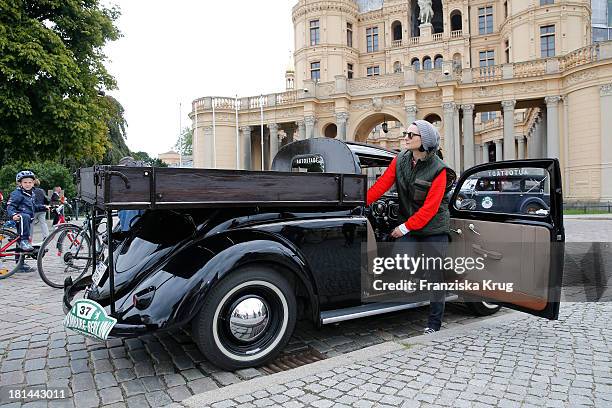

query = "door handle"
[[450, 228, 462, 235], [472, 244, 503, 260], [468, 223, 480, 235]]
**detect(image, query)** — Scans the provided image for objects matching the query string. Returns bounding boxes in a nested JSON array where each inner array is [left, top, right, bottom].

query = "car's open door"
[[449, 159, 564, 320]]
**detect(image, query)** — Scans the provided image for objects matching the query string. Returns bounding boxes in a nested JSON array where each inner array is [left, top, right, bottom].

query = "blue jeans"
[[16, 213, 32, 241], [397, 233, 449, 331]]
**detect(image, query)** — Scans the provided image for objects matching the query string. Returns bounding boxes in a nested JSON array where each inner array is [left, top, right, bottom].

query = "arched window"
[[423, 56, 432, 70], [393, 61, 402, 73], [424, 113, 442, 129], [411, 58, 420, 71], [392, 20, 403, 41], [434, 55, 443, 69], [450, 10, 462, 32]]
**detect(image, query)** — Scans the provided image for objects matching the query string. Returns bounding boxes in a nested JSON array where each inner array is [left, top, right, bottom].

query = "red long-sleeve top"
[[367, 157, 447, 232]]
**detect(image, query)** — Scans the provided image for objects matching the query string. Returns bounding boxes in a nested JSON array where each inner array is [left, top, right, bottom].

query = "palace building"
[[191, 0, 612, 202]]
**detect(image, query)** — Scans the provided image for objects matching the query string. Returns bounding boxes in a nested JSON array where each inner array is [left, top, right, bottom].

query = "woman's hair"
[[436, 149, 444, 159]]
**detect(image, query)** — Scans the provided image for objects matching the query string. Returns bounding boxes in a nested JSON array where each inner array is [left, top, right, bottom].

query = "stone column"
[[501, 100, 516, 160], [494, 139, 503, 162], [240, 126, 252, 170], [268, 123, 279, 169], [442, 102, 456, 170], [335, 112, 349, 140], [462, 104, 475, 169], [404, 105, 418, 127], [540, 109, 548, 158], [304, 116, 316, 139], [482, 143, 489, 163], [545, 96, 561, 158], [453, 106, 461, 171], [600, 84, 612, 199], [296, 120, 305, 140], [516, 135, 526, 160]]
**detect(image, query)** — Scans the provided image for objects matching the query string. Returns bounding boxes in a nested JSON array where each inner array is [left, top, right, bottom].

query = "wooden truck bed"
[[77, 166, 366, 210]]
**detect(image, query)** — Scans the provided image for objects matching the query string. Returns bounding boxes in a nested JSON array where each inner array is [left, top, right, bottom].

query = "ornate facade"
[[191, 0, 612, 202]]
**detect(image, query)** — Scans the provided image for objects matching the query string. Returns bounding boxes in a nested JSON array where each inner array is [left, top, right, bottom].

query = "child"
[[7, 171, 49, 252]]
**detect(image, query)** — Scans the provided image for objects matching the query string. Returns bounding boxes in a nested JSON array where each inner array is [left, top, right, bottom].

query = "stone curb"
[[177, 310, 526, 407]]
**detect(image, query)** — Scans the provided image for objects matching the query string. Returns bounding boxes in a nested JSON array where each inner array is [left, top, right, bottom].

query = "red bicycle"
[[0, 227, 29, 279]]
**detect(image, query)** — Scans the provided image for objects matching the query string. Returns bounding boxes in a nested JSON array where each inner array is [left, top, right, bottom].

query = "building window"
[[310, 61, 320, 81], [481, 112, 496, 121], [392, 20, 402, 41], [310, 20, 320, 46], [479, 50, 495, 66], [540, 25, 555, 57], [478, 6, 494, 34], [540, 0, 554, 5], [434, 55, 443, 69], [366, 65, 380, 76], [393, 61, 402, 73], [347, 63, 354, 79], [411, 58, 420, 71], [347, 22, 353, 47], [423, 56, 432, 70], [366, 27, 379, 52], [504, 39, 510, 63]]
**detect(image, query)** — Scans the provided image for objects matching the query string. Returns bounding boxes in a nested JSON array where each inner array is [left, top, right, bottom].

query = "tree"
[[174, 127, 193, 156], [0, 0, 121, 166], [102, 95, 130, 164], [131, 151, 168, 167]]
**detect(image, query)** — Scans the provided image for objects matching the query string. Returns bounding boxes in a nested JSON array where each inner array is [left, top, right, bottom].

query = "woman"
[[367, 119, 456, 333]]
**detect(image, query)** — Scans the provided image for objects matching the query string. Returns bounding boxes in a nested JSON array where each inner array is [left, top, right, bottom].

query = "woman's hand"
[[12, 214, 21, 221], [391, 226, 404, 238]]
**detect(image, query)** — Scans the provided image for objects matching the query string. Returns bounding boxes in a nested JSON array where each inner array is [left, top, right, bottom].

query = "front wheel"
[[37, 224, 92, 288], [192, 266, 297, 371]]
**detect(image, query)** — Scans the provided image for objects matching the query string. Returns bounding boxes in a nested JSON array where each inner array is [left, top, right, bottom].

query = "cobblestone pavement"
[[181, 302, 612, 408], [0, 218, 609, 407]]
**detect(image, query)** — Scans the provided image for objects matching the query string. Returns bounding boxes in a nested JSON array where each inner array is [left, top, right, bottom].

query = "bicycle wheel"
[[37, 224, 93, 288], [0, 228, 24, 280]]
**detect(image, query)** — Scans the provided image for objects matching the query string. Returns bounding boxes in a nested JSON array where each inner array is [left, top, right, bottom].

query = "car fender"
[[117, 231, 319, 331]]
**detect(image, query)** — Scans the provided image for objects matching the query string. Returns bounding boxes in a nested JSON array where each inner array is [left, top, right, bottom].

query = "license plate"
[[64, 299, 117, 341], [92, 263, 106, 287]]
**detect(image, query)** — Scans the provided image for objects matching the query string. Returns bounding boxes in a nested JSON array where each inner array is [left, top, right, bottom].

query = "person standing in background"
[[32, 179, 50, 241]]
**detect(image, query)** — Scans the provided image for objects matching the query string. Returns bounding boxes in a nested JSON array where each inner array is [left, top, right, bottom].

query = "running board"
[[320, 295, 459, 325]]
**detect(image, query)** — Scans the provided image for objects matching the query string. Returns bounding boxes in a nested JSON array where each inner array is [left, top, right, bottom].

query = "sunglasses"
[[402, 131, 420, 140]]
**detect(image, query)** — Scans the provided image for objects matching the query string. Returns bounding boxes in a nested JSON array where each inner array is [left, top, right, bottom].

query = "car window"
[[455, 167, 551, 216], [363, 165, 397, 193]]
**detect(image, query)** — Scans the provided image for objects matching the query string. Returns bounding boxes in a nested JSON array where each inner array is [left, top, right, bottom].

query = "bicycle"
[[36, 205, 109, 288], [0, 222, 41, 279]]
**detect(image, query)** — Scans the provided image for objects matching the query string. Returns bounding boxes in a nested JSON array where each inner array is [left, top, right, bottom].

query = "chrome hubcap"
[[228, 296, 270, 341]]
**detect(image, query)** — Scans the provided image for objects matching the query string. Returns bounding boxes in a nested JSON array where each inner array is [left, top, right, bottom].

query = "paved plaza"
[[0, 218, 610, 407]]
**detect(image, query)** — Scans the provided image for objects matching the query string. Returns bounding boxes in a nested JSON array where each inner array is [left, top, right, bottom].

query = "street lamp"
[[382, 115, 389, 133]]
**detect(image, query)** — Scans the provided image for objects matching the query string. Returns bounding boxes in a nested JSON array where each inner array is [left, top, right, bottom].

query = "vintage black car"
[[456, 168, 550, 215], [64, 138, 565, 370]]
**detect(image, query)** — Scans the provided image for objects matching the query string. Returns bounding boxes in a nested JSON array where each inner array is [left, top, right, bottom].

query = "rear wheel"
[[37, 224, 92, 288], [0, 228, 24, 279], [192, 265, 297, 370]]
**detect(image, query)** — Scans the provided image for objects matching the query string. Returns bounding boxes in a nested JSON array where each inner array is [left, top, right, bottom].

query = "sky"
[[103, 0, 295, 156]]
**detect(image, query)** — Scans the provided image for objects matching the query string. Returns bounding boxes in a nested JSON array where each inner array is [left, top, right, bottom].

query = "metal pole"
[[212, 99, 217, 168], [179, 102, 183, 167], [106, 210, 116, 316], [260, 94, 264, 170], [235, 94, 240, 169], [193, 100, 198, 168]]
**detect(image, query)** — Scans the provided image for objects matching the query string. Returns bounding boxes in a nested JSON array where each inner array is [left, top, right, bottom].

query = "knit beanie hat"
[[412, 119, 440, 152]]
